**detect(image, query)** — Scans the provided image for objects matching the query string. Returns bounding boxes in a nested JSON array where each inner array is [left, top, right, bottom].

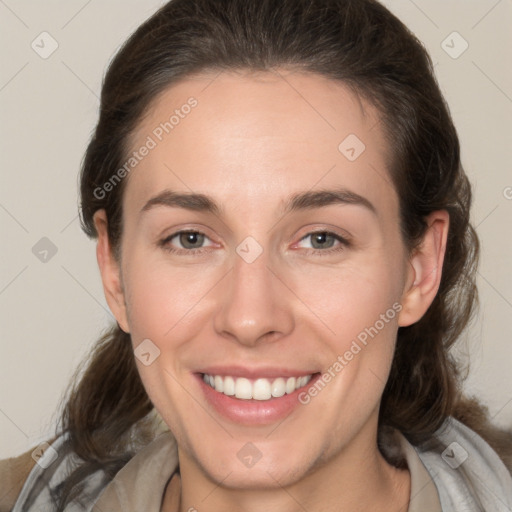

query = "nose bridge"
[[213, 238, 294, 347]]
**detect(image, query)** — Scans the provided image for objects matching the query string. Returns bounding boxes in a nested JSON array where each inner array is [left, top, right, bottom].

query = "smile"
[[202, 373, 314, 401]]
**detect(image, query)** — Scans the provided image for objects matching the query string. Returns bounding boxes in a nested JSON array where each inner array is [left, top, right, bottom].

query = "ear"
[[397, 210, 450, 327], [93, 210, 130, 333]]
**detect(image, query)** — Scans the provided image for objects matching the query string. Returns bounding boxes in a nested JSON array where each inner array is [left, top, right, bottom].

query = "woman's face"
[[99, 69, 423, 488]]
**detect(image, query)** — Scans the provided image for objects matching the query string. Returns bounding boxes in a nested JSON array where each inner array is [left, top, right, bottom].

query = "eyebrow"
[[140, 186, 377, 217]]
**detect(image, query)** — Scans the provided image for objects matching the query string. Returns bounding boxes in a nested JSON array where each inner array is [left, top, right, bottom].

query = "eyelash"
[[158, 229, 351, 257]]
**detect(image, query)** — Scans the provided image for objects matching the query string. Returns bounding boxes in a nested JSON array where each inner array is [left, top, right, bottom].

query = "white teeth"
[[285, 377, 296, 394], [224, 376, 235, 396], [235, 378, 252, 399], [214, 375, 224, 393], [253, 378, 272, 400], [297, 376, 307, 389], [203, 373, 313, 400], [271, 377, 286, 398]]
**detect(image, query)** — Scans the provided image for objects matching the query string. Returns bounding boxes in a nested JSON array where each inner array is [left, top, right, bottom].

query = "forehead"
[[123, 69, 397, 223]]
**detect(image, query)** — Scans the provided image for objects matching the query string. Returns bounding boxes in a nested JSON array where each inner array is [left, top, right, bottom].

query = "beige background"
[[1, 0, 511, 459]]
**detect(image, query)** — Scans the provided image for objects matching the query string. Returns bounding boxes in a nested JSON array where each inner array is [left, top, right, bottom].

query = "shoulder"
[[451, 394, 512, 474], [0, 434, 109, 512], [0, 441, 42, 512], [413, 416, 512, 510]]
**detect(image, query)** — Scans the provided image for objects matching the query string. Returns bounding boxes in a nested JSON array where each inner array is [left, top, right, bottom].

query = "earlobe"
[[93, 210, 130, 333], [397, 210, 450, 327]]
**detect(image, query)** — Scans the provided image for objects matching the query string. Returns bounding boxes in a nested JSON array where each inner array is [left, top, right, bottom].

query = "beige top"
[[91, 430, 442, 512]]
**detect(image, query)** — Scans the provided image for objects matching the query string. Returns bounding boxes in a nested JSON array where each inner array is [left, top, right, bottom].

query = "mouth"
[[201, 373, 315, 401], [195, 369, 321, 425]]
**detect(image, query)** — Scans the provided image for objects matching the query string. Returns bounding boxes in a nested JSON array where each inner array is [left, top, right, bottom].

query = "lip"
[[194, 370, 321, 426]]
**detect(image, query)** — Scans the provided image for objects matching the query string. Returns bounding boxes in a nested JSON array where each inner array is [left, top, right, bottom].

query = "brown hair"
[[54, 0, 511, 508]]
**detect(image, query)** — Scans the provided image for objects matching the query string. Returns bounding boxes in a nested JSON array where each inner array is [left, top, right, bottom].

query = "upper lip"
[[197, 366, 319, 379]]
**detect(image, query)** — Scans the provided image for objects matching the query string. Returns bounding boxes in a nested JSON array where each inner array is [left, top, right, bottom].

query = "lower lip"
[[195, 373, 321, 425]]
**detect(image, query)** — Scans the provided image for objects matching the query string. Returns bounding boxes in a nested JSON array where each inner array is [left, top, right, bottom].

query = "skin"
[[94, 69, 449, 512]]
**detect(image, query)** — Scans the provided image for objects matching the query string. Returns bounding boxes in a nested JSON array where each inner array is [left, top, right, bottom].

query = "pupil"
[[182, 232, 202, 248], [313, 233, 331, 248]]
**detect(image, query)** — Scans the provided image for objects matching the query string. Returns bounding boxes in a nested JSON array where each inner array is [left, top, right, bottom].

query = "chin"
[[186, 436, 319, 490], [205, 462, 308, 490]]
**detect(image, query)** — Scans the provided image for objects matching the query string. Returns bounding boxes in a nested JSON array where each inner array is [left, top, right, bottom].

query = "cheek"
[[122, 247, 212, 341], [292, 253, 404, 407], [293, 252, 404, 340]]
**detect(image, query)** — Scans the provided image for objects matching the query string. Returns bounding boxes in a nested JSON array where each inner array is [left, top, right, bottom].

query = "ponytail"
[[54, 324, 158, 509]]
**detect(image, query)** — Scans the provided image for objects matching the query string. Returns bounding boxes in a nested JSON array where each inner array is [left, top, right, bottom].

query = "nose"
[[213, 245, 295, 348]]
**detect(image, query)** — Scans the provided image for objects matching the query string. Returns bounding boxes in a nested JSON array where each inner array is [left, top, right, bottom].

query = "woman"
[[1, 0, 511, 510]]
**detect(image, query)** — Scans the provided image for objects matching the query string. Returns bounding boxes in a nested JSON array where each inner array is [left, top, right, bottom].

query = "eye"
[[295, 230, 350, 255], [158, 229, 350, 256], [159, 230, 214, 255]]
